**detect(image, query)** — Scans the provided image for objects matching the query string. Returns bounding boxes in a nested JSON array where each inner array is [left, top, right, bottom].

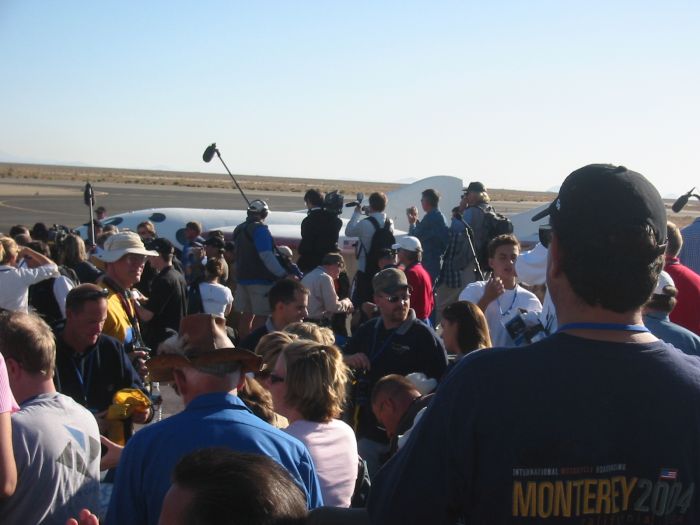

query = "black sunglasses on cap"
[[539, 225, 553, 249]]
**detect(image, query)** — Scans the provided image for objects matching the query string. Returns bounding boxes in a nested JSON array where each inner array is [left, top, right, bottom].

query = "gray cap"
[[372, 268, 409, 294]]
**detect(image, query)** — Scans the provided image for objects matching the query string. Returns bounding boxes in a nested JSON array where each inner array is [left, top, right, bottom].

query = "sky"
[[1, 1, 698, 196]]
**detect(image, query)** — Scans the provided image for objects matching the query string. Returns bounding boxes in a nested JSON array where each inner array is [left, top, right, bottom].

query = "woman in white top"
[[0, 236, 59, 313], [198, 258, 233, 318], [268, 340, 358, 507]]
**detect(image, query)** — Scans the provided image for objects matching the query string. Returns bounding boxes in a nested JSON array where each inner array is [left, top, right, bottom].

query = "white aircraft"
[[76, 175, 546, 257]]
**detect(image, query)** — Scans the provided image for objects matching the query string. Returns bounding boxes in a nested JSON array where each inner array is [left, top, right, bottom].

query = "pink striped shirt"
[[0, 354, 19, 413]]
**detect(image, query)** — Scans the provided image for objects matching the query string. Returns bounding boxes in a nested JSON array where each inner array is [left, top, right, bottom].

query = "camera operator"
[[297, 189, 343, 274]]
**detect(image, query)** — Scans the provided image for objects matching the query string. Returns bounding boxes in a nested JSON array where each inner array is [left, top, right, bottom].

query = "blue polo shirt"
[[106, 392, 323, 525]]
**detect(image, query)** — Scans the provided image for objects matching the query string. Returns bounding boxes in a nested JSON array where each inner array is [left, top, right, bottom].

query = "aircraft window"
[[104, 217, 123, 226], [149, 212, 166, 223], [175, 228, 187, 246]]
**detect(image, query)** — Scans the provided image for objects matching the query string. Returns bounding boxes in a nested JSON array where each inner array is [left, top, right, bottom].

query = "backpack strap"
[[357, 216, 381, 258]]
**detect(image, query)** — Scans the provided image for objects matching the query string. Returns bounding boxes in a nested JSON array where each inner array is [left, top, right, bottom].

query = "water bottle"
[[151, 381, 163, 422]]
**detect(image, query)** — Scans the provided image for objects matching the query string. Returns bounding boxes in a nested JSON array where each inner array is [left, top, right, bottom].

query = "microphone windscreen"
[[672, 194, 690, 213], [203, 143, 217, 163]]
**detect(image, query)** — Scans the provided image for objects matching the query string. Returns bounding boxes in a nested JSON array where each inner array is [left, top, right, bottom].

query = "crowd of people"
[[2, 163, 700, 524]]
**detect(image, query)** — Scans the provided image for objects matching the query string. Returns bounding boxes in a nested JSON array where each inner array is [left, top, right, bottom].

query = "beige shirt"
[[301, 267, 353, 319]]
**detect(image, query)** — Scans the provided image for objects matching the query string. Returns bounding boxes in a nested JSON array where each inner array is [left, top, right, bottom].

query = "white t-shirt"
[[199, 282, 234, 318], [459, 281, 542, 348], [284, 418, 358, 507]]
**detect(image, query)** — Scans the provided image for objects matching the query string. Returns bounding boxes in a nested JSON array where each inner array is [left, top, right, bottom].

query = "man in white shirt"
[[459, 234, 542, 347], [345, 192, 394, 307], [301, 253, 354, 323]]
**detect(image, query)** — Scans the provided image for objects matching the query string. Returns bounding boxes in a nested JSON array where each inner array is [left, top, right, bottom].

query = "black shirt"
[[143, 265, 187, 351], [344, 310, 448, 442], [297, 208, 342, 274], [53, 330, 144, 413]]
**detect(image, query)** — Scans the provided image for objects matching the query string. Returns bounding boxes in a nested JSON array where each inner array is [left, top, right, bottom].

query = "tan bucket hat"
[[96, 231, 158, 263]]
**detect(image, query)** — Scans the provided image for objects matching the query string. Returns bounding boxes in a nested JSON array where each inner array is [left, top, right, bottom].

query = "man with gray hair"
[[0, 311, 100, 524], [105, 313, 323, 525]]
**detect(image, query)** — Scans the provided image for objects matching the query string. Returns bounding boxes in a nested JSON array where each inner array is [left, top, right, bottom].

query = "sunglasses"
[[269, 373, 285, 384], [70, 288, 109, 301], [383, 292, 410, 303]]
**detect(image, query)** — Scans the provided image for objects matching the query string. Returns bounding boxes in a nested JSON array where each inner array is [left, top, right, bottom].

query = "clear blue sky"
[[1, 1, 698, 196]]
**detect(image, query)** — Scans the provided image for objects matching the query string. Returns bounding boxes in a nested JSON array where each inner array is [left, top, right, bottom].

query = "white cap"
[[392, 236, 422, 252], [654, 271, 675, 295], [405, 372, 437, 396]]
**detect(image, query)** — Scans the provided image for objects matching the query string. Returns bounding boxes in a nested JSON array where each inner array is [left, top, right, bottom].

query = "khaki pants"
[[435, 266, 477, 325]]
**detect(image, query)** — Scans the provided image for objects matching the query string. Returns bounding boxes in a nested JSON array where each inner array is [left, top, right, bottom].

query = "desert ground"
[[0, 162, 696, 233]]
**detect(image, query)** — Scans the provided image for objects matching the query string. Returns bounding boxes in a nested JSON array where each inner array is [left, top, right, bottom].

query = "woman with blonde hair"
[[284, 321, 335, 345], [269, 340, 358, 507], [0, 236, 59, 313], [61, 233, 102, 284]]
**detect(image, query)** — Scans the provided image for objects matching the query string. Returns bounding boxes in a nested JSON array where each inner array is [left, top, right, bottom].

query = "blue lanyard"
[[71, 351, 96, 406], [557, 322, 650, 333], [369, 320, 398, 364], [496, 287, 518, 317]]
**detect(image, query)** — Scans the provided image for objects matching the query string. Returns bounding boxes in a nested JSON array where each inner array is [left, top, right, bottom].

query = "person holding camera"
[[458, 234, 542, 347], [297, 189, 343, 275], [345, 192, 395, 308]]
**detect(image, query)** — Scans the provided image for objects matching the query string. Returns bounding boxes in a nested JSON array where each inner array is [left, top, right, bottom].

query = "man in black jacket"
[[344, 268, 447, 475], [297, 189, 343, 274], [53, 284, 149, 424]]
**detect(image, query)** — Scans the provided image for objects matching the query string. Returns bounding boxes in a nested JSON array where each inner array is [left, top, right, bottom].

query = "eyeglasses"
[[124, 254, 148, 265], [269, 373, 285, 384], [539, 225, 553, 249], [382, 292, 410, 303]]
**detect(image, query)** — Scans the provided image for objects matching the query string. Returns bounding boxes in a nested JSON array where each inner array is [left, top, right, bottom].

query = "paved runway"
[[0, 178, 307, 233], [0, 177, 554, 234]]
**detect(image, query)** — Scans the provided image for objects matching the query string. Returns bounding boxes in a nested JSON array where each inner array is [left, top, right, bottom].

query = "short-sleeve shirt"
[[459, 281, 542, 347], [199, 281, 234, 317]]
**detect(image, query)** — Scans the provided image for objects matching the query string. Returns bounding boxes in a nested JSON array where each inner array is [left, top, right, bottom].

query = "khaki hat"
[[372, 267, 409, 294], [147, 314, 262, 382], [96, 231, 158, 263]]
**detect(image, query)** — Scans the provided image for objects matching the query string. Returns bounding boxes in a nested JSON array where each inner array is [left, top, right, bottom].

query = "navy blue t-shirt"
[[368, 333, 700, 524]]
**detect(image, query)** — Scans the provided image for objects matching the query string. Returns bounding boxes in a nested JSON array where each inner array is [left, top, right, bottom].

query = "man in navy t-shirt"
[[369, 164, 700, 524]]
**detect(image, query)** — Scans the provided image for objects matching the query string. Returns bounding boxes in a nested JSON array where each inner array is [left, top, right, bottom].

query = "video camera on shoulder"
[[323, 190, 344, 215]]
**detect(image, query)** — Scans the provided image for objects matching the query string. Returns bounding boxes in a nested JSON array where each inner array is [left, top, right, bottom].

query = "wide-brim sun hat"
[[147, 314, 262, 382], [96, 231, 159, 263]]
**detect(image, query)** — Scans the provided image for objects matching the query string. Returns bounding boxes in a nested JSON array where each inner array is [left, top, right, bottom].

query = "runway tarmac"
[[0, 178, 307, 233], [0, 177, 549, 234]]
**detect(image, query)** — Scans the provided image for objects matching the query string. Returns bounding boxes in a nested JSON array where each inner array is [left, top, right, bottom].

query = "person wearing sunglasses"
[[344, 267, 448, 476], [54, 284, 149, 429]]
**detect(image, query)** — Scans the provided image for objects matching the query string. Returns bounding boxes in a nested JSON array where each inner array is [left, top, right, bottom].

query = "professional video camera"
[[323, 190, 344, 215]]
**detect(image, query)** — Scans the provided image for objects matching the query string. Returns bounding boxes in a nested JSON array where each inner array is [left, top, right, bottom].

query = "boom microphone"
[[202, 143, 218, 163], [672, 187, 695, 213], [201, 142, 251, 206]]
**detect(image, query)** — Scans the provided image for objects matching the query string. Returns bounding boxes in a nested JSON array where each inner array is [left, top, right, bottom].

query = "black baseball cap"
[[464, 181, 486, 194], [150, 237, 174, 256], [204, 237, 225, 250], [531, 164, 667, 247]]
